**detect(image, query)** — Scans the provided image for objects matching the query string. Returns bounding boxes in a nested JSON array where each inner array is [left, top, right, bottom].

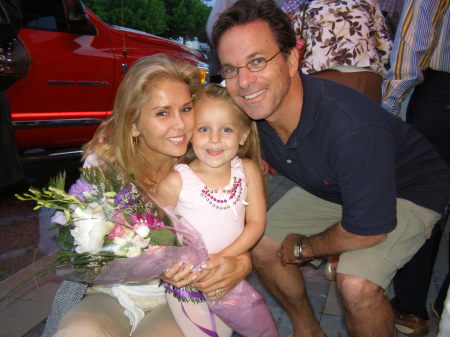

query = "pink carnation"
[[112, 210, 128, 225], [130, 212, 165, 230], [108, 223, 125, 240]]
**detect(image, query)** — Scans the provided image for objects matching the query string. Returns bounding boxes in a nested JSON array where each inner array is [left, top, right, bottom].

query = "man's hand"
[[278, 233, 308, 266], [277, 224, 388, 266], [261, 160, 277, 176]]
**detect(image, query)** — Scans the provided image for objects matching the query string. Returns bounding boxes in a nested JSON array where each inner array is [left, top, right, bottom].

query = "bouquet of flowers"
[[12, 155, 279, 337], [13, 156, 204, 283]]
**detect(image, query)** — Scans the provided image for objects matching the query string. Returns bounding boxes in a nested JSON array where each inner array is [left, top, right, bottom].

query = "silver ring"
[[215, 289, 222, 298]]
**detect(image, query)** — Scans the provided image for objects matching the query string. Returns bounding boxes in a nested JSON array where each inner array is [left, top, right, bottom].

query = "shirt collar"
[[258, 73, 323, 148]]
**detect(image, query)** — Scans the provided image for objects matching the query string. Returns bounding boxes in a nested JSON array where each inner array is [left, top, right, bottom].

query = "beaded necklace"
[[200, 176, 243, 210]]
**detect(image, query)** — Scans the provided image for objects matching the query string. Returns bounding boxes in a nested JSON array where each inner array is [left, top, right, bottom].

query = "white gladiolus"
[[126, 245, 142, 257], [113, 245, 129, 256], [70, 203, 109, 254], [113, 236, 128, 247], [132, 235, 150, 249]]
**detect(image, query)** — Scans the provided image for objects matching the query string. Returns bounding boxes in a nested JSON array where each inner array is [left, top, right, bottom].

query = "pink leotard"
[[173, 156, 247, 254], [167, 156, 248, 337]]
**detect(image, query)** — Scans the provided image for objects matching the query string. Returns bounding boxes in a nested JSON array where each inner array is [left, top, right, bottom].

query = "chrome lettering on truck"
[[78, 81, 109, 87], [48, 80, 109, 86], [48, 80, 75, 86]]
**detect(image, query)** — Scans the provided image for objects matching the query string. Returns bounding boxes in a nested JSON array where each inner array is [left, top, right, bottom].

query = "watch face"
[[294, 244, 301, 259]]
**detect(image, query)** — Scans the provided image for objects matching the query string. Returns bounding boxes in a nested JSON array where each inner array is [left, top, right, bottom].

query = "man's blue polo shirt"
[[258, 74, 450, 236]]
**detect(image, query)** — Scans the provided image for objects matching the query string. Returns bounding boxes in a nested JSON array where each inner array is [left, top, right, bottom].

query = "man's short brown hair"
[[212, 0, 296, 57]]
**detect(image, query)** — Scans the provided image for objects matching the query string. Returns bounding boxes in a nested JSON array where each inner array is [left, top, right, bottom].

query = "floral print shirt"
[[291, 0, 392, 75]]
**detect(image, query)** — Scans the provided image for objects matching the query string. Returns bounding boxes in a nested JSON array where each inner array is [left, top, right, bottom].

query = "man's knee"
[[337, 274, 384, 309], [251, 236, 280, 269]]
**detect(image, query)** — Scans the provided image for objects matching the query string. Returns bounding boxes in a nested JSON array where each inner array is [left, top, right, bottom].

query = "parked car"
[[7, 0, 209, 159]]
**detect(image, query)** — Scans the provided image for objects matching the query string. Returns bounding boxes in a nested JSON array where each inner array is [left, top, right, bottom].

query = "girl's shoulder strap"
[[230, 156, 247, 183], [173, 163, 204, 203], [173, 163, 202, 185], [230, 156, 244, 169], [173, 163, 190, 174]]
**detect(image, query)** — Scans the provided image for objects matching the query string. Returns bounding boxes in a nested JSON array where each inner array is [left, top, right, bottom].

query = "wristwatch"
[[293, 239, 306, 260]]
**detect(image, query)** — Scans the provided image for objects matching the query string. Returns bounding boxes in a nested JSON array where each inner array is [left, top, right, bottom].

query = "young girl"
[[156, 83, 267, 337]]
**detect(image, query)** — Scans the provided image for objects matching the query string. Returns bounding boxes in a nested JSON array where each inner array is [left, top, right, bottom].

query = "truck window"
[[21, 0, 68, 32]]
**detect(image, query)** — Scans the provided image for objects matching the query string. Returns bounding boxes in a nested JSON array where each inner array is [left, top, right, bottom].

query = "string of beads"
[[200, 176, 242, 210]]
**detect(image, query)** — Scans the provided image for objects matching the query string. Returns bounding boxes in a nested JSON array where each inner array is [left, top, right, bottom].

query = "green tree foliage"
[[82, 0, 210, 42], [163, 0, 210, 42], [83, 0, 166, 35]]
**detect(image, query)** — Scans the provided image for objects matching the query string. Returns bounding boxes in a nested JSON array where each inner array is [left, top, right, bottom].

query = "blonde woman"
[[53, 55, 252, 337]]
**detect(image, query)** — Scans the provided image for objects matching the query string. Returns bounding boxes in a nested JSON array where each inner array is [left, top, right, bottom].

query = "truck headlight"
[[196, 61, 209, 84]]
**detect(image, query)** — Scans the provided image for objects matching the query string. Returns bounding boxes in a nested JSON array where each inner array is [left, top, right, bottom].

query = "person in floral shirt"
[[286, 0, 392, 102]]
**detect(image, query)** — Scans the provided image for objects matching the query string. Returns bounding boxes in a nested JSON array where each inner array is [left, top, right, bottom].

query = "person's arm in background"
[[381, 0, 448, 115]]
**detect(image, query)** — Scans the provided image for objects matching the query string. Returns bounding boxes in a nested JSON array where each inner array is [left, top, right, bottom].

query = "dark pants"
[[391, 69, 450, 320], [392, 223, 444, 319], [433, 229, 450, 317], [0, 90, 24, 187], [406, 69, 450, 166]]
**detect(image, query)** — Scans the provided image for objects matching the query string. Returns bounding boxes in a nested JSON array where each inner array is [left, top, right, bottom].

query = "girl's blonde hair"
[[83, 54, 201, 189], [182, 83, 263, 170]]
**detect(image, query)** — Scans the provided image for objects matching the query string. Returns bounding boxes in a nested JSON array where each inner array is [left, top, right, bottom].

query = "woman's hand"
[[192, 252, 252, 301], [160, 252, 252, 301], [160, 262, 199, 289]]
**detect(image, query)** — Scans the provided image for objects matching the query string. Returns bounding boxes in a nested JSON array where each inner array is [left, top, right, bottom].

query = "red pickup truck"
[[7, 0, 208, 159]]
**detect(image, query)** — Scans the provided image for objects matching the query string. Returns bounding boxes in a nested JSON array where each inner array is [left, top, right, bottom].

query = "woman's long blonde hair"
[[181, 83, 263, 170], [83, 54, 201, 190]]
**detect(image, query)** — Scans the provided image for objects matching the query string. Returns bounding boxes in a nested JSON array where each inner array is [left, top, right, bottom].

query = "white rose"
[[70, 203, 109, 254], [134, 224, 150, 239]]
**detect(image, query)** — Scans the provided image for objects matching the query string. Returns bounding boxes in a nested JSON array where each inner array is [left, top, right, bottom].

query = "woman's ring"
[[215, 288, 222, 298]]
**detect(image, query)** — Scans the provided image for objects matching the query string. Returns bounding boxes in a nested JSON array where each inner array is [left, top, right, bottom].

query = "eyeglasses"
[[219, 50, 282, 79]]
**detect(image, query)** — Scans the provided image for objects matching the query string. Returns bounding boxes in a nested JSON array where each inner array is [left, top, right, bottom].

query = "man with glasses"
[[212, 1, 450, 337]]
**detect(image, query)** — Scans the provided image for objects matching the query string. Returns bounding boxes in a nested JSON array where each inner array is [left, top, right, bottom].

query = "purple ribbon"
[[164, 283, 218, 337]]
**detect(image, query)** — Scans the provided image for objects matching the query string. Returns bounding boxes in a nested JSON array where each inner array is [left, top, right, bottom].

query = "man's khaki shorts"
[[265, 187, 441, 289]]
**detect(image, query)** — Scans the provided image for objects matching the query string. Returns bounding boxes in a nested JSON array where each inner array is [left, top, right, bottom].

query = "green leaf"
[[161, 215, 171, 227], [48, 171, 67, 189], [149, 228, 177, 246], [56, 228, 75, 249]]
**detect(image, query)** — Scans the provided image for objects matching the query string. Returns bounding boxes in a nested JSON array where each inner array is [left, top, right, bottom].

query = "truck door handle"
[[121, 63, 128, 73]]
